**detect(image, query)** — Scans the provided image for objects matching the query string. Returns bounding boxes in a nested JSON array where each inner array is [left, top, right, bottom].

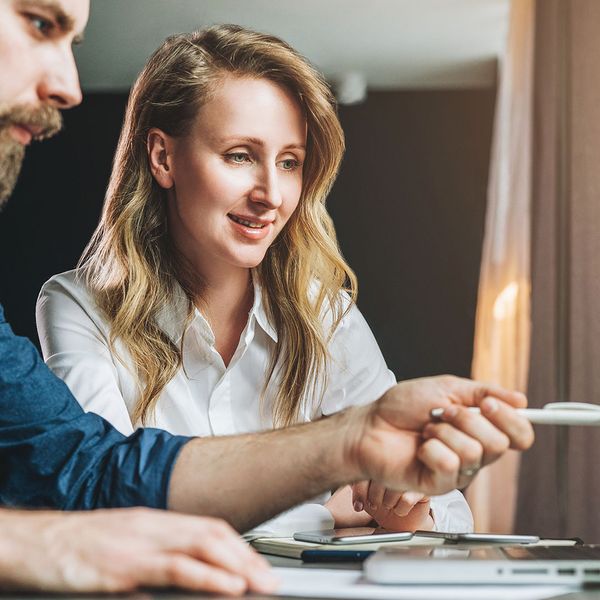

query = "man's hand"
[[346, 375, 534, 496], [0, 508, 278, 594]]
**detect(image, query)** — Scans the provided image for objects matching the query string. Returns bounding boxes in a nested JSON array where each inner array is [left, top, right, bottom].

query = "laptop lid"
[[365, 544, 600, 585]]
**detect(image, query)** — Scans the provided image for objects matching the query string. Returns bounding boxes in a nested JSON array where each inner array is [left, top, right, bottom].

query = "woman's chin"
[[228, 253, 268, 270]]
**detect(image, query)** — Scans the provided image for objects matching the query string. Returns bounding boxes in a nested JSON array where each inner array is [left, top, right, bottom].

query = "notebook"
[[251, 534, 446, 560]]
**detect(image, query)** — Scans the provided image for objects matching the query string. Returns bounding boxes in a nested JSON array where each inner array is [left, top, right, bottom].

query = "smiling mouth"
[[228, 214, 268, 229]]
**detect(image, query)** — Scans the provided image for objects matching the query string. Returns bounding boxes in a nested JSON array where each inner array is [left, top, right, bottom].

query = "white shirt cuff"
[[247, 503, 335, 538], [430, 489, 474, 533]]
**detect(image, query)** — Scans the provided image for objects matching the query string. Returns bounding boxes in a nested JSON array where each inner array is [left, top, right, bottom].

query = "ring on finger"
[[458, 464, 481, 477]]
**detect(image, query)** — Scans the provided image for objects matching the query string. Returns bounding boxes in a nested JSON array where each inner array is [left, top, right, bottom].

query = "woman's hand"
[[324, 485, 373, 528], [325, 483, 435, 531], [351, 481, 434, 531]]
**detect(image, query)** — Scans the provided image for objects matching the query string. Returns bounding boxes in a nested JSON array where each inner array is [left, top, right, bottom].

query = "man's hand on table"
[[0, 508, 278, 594]]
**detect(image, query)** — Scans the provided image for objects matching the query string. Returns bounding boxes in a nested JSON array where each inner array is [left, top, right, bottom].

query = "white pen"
[[430, 402, 600, 426]]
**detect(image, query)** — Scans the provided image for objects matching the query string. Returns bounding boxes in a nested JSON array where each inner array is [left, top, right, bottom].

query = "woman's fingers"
[[366, 481, 387, 513], [391, 491, 428, 517], [351, 481, 370, 512], [382, 489, 404, 512]]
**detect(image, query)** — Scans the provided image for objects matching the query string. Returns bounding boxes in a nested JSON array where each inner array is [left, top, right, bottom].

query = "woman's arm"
[[36, 271, 135, 435]]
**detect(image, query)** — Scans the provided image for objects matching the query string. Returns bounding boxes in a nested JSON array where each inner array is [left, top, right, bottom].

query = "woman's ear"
[[147, 128, 174, 189]]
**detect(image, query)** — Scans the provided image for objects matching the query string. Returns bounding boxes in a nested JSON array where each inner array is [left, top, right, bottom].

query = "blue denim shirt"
[[0, 303, 189, 509]]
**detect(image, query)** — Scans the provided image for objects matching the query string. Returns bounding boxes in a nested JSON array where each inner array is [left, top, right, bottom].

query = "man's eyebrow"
[[16, 0, 84, 41]]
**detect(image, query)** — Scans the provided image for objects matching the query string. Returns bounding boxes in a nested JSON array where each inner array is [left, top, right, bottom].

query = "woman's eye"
[[279, 158, 300, 171], [226, 152, 251, 164]]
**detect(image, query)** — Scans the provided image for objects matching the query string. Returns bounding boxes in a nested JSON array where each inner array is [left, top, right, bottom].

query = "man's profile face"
[[0, 0, 89, 206]]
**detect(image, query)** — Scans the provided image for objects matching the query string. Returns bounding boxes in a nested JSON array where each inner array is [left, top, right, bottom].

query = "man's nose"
[[38, 47, 83, 109]]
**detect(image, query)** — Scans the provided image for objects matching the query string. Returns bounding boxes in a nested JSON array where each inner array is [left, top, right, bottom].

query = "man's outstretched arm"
[[0, 305, 533, 530], [168, 376, 534, 532]]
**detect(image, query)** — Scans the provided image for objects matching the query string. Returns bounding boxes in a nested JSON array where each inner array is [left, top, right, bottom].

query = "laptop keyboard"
[[504, 545, 600, 560]]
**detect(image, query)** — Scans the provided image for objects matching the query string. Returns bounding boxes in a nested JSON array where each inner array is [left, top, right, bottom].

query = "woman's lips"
[[227, 213, 273, 240]]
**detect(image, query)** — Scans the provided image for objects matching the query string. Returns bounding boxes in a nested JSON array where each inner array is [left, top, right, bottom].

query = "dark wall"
[[330, 90, 496, 379], [0, 94, 127, 339], [0, 89, 495, 380]]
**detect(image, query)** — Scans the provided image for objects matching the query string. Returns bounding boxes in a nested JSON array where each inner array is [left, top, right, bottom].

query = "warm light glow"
[[493, 281, 519, 320]]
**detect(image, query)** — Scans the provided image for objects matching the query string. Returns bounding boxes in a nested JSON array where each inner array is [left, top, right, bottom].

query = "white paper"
[[273, 567, 575, 600]]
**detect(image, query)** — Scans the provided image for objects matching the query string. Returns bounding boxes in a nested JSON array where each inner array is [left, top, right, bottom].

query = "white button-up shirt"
[[36, 269, 473, 535]]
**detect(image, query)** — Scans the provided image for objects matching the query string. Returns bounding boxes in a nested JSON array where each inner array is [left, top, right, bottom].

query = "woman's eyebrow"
[[218, 136, 264, 146], [218, 136, 306, 151]]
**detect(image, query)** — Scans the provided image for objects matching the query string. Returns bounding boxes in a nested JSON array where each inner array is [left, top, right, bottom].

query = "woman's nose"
[[250, 165, 283, 209]]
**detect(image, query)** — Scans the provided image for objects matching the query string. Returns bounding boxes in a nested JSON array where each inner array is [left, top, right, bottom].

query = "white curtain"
[[466, 0, 534, 533]]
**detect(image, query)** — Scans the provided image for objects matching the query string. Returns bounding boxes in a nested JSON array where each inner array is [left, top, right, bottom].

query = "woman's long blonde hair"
[[79, 24, 357, 426]]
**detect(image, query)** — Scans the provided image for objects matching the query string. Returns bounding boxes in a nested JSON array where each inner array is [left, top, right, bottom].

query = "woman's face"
[[158, 75, 307, 278]]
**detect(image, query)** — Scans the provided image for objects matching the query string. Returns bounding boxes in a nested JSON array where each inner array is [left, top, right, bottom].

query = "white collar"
[[250, 270, 278, 343], [154, 271, 278, 345]]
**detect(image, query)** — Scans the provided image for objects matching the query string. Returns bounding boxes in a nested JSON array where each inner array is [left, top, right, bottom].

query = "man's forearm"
[[167, 407, 365, 532]]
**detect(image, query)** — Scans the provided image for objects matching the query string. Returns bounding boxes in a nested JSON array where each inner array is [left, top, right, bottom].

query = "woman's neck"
[[198, 268, 252, 319], [193, 267, 254, 367]]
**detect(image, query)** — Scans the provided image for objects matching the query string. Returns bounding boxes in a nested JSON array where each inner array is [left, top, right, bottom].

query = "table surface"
[[1, 555, 599, 600]]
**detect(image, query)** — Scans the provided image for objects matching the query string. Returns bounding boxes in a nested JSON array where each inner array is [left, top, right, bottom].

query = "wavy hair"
[[79, 24, 357, 426]]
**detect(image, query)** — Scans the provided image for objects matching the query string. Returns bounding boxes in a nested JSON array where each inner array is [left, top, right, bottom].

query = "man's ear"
[[147, 128, 174, 189]]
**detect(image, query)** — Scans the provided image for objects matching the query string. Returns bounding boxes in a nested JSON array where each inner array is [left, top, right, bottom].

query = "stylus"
[[430, 402, 600, 426]]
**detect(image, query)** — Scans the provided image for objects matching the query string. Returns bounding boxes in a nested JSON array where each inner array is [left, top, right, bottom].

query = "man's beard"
[[0, 104, 63, 208]]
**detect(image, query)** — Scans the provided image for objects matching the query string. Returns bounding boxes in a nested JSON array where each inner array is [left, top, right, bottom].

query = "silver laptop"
[[365, 544, 600, 585]]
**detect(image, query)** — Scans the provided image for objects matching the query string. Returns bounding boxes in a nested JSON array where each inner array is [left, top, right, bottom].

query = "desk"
[[0, 557, 598, 600]]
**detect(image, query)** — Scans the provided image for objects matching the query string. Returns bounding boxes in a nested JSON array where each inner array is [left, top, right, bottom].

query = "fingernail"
[[481, 397, 499, 414], [441, 405, 458, 419], [353, 501, 364, 512]]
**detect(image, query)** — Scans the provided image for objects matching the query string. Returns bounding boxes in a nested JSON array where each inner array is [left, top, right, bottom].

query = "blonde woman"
[[37, 25, 472, 535]]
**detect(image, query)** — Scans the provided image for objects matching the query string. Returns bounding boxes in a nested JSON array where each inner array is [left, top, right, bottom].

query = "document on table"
[[251, 534, 446, 559], [272, 567, 575, 600]]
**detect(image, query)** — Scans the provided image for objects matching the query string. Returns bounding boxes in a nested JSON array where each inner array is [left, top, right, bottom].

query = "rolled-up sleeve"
[[0, 304, 189, 510]]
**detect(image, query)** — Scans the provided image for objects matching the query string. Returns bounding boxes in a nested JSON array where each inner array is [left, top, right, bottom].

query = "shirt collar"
[[154, 273, 278, 344], [250, 270, 278, 343], [155, 283, 190, 345]]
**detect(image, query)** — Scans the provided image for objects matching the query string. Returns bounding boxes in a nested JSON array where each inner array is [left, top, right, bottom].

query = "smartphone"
[[414, 530, 539, 544], [294, 527, 413, 545]]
